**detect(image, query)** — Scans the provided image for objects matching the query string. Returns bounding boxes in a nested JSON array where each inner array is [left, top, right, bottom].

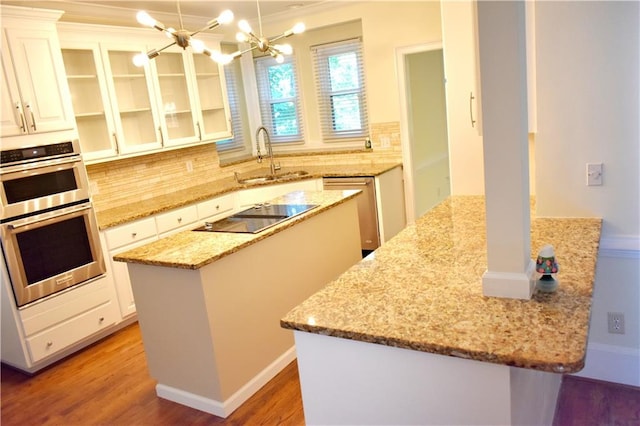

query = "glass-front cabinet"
[[61, 44, 118, 161], [193, 53, 231, 141], [57, 23, 231, 163]]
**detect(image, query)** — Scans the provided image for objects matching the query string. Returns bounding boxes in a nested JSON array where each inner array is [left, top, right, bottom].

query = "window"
[[216, 44, 249, 154], [254, 55, 304, 143], [312, 38, 369, 142]]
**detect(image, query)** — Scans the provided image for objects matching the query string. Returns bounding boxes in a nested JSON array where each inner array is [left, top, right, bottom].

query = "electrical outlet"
[[586, 163, 603, 186], [607, 312, 625, 334]]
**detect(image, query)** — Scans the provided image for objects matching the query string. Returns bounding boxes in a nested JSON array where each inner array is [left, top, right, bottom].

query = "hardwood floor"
[[2, 322, 639, 425]]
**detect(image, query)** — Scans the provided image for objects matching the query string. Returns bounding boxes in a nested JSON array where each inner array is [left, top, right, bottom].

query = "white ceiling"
[[0, 1, 326, 28]]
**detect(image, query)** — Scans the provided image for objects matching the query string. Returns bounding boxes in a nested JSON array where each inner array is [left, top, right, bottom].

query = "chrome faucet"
[[255, 126, 281, 176]]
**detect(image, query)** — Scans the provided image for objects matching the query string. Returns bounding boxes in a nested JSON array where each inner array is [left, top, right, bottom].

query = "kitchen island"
[[114, 190, 362, 417], [281, 196, 602, 425]]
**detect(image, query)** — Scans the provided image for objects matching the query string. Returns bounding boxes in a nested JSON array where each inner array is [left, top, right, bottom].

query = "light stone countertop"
[[96, 162, 401, 229], [281, 196, 602, 373], [113, 190, 361, 270]]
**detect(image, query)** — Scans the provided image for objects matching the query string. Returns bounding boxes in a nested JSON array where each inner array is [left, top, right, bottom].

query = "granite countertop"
[[96, 162, 401, 229], [113, 190, 360, 270], [281, 196, 602, 373]]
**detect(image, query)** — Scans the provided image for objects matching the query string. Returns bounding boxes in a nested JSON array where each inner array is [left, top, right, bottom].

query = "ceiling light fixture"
[[133, 1, 234, 67], [215, 0, 305, 65]]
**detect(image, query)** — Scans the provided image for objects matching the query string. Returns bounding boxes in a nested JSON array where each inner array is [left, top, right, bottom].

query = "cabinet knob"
[[178, 217, 182, 223], [132, 232, 137, 238], [216, 205, 220, 210], [46, 341, 53, 348], [99, 317, 105, 323]]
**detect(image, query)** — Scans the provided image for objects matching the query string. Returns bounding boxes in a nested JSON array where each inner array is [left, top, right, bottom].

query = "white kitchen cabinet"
[[155, 204, 198, 237], [103, 216, 157, 318], [0, 6, 75, 139], [57, 23, 231, 163], [1, 251, 119, 372], [197, 192, 235, 221], [374, 166, 407, 243]]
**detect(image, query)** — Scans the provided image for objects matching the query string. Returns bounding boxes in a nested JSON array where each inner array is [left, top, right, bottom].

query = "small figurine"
[[536, 244, 559, 292]]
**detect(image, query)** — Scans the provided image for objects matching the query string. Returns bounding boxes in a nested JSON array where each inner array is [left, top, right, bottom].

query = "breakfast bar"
[[281, 195, 602, 425], [114, 190, 362, 417]]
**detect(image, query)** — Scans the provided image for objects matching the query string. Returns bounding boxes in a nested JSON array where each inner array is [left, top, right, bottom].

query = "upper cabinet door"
[[60, 43, 119, 161], [100, 43, 163, 155], [150, 49, 200, 147], [1, 18, 75, 137], [1, 38, 25, 137], [191, 45, 232, 142]]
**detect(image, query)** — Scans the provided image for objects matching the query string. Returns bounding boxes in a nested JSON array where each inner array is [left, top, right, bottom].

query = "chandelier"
[[133, 2, 234, 67], [215, 0, 305, 65]]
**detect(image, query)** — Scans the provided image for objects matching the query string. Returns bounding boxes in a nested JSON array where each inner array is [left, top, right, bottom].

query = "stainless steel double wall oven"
[[0, 139, 105, 307]]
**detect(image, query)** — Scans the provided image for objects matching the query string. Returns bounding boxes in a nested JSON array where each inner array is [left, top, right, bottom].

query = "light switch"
[[586, 163, 603, 186]]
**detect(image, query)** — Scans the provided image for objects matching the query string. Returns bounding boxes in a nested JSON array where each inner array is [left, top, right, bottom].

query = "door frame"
[[396, 42, 444, 224]]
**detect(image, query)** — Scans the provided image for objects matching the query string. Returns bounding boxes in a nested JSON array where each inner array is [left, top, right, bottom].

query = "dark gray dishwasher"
[[322, 177, 380, 253]]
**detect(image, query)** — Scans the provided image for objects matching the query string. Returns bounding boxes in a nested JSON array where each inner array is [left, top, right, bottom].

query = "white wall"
[[535, 1, 640, 385]]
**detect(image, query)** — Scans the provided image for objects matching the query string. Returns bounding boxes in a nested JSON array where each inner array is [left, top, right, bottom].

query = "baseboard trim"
[[156, 346, 297, 418], [572, 342, 640, 387]]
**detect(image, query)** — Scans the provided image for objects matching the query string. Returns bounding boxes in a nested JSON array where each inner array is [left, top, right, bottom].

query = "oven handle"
[[7, 203, 92, 230]]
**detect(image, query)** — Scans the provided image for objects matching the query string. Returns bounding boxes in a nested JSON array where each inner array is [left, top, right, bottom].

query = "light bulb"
[[238, 19, 252, 34], [217, 9, 234, 25], [292, 22, 305, 34], [235, 32, 248, 43], [274, 44, 293, 55], [165, 27, 176, 38], [275, 54, 284, 64], [190, 38, 205, 53], [136, 11, 156, 28], [133, 53, 148, 67]]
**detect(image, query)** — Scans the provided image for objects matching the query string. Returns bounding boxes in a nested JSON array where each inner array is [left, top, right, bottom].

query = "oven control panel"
[[1, 141, 77, 166]]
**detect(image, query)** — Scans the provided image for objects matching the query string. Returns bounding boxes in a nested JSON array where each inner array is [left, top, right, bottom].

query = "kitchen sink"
[[234, 170, 309, 185], [193, 203, 319, 234]]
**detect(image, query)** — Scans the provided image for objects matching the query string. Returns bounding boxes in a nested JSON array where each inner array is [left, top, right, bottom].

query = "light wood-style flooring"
[[2, 322, 639, 425]]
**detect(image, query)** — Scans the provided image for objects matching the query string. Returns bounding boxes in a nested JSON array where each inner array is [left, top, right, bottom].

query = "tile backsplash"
[[87, 122, 402, 212]]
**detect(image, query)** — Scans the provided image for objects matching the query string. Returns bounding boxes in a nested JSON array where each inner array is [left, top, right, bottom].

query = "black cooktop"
[[193, 203, 319, 234]]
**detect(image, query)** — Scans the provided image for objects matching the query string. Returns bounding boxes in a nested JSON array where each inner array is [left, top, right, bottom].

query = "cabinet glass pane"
[[76, 115, 113, 153], [61, 48, 113, 155], [156, 53, 195, 140], [193, 55, 227, 135], [108, 50, 156, 148]]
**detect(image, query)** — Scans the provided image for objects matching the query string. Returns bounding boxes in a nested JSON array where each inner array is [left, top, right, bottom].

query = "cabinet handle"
[[158, 126, 164, 146], [25, 101, 37, 131], [197, 122, 202, 140], [113, 133, 119, 154], [15, 102, 26, 132], [469, 92, 476, 128]]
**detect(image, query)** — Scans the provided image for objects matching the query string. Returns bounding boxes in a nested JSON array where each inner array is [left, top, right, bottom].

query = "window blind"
[[312, 38, 369, 143], [254, 55, 304, 144], [215, 50, 245, 152]]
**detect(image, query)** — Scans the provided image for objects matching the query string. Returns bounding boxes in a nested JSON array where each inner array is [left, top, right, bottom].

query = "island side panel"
[[126, 197, 361, 413], [198, 199, 362, 401], [128, 266, 222, 399], [294, 330, 562, 425]]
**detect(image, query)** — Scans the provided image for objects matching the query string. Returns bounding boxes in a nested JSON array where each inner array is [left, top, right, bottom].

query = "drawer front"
[[26, 302, 117, 363], [155, 205, 198, 235], [20, 276, 112, 336], [105, 217, 157, 250], [197, 193, 235, 220]]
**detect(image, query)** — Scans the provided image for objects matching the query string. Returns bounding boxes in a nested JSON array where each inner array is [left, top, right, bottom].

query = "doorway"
[[397, 44, 451, 223]]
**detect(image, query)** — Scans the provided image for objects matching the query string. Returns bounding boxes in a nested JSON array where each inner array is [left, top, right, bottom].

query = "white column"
[[477, 0, 535, 299]]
